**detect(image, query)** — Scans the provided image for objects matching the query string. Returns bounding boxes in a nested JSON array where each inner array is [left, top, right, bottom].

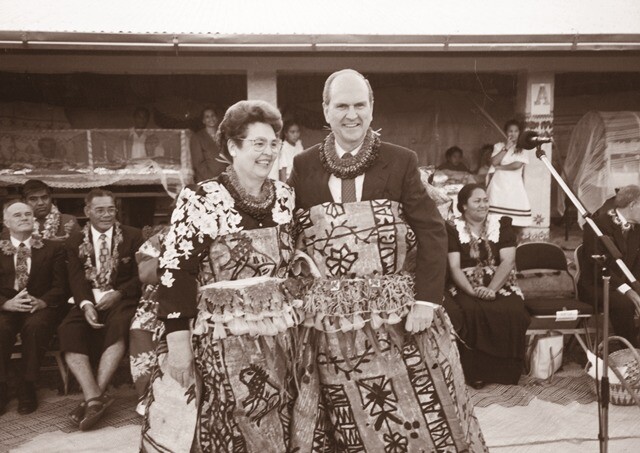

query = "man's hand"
[[166, 330, 195, 388], [28, 296, 47, 313], [82, 304, 104, 329], [1, 289, 33, 312], [95, 290, 122, 311], [405, 302, 435, 333]]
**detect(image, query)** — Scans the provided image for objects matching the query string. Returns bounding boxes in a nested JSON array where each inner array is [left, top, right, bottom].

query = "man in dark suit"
[[58, 188, 143, 430], [288, 68, 447, 332], [578, 185, 640, 347], [0, 201, 66, 415]]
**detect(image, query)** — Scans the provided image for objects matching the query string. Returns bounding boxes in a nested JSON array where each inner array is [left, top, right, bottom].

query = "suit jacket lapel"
[[362, 149, 390, 201]]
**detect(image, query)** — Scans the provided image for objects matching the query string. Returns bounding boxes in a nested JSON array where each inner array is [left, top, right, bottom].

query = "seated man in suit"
[[58, 189, 143, 430], [0, 201, 66, 415], [22, 179, 80, 241], [578, 184, 640, 347]]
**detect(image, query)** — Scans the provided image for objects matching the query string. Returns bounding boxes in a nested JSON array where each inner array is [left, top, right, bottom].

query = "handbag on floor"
[[527, 332, 564, 380]]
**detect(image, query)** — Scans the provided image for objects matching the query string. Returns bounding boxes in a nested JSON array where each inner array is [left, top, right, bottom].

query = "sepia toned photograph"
[[0, 1, 639, 451]]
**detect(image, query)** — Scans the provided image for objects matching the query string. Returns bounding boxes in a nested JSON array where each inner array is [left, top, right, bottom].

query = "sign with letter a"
[[531, 83, 552, 115]]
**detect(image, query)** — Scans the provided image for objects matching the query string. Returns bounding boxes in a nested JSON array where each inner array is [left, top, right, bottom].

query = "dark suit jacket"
[[66, 225, 143, 306], [578, 197, 640, 302], [0, 238, 67, 308], [288, 141, 447, 303]]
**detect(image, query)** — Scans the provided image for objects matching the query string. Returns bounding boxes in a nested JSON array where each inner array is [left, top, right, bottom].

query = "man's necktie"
[[15, 243, 29, 291], [97, 234, 109, 288], [341, 152, 357, 203]]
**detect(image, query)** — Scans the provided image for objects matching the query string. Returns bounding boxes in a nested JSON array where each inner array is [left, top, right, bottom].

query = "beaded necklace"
[[319, 129, 380, 179], [219, 166, 276, 222]]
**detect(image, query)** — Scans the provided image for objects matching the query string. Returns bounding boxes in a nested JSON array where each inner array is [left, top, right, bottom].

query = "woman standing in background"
[[487, 119, 532, 227]]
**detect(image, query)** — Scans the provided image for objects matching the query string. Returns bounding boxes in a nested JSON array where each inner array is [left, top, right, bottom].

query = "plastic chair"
[[516, 242, 596, 351]]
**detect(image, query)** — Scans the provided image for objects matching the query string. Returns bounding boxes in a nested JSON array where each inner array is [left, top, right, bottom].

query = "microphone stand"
[[533, 144, 640, 453]]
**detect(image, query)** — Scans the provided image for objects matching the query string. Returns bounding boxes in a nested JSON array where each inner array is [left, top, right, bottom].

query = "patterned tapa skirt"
[[141, 277, 303, 453], [292, 306, 488, 453]]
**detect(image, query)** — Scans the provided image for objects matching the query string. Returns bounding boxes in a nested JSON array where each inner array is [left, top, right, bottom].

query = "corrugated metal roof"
[[0, 0, 639, 51]]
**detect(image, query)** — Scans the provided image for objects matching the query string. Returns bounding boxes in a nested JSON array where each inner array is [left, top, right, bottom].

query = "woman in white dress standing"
[[487, 119, 532, 227]]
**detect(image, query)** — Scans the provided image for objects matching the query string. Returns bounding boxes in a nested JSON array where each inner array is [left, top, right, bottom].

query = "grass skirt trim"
[[300, 272, 415, 333], [194, 276, 305, 338]]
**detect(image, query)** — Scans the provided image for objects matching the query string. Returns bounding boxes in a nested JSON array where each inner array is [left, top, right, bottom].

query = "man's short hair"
[[322, 69, 374, 106], [133, 106, 150, 119], [445, 146, 464, 160], [615, 185, 640, 209], [3, 199, 30, 217], [85, 188, 116, 206], [22, 179, 51, 198]]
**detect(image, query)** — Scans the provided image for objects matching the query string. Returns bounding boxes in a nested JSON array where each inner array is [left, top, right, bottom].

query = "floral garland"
[[319, 128, 381, 179], [33, 205, 61, 239], [218, 165, 276, 222], [0, 236, 43, 255], [78, 222, 124, 289], [453, 217, 497, 286], [608, 209, 633, 232]]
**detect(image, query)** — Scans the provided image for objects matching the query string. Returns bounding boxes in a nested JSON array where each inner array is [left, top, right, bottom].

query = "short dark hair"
[[282, 119, 300, 135], [445, 146, 463, 160], [200, 105, 219, 121], [457, 183, 486, 214], [216, 100, 283, 161], [22, 179, 51, 198], [85, 188, 116, 206], [323, 69, 374, 106], [503, 119, 522, 133], [615, 185, 640, 209]]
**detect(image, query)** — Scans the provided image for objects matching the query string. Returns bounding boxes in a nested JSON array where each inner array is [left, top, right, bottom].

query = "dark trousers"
[[580, 284, 639, 347], [0, 307, 62, 382]]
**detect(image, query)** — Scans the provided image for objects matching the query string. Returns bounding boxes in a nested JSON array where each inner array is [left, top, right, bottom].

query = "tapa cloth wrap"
[[142, 225, 305, 453], [291, 200, 488, 453]]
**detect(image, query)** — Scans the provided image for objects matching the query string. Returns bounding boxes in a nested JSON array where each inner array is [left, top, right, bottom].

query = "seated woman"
[[444, 183, 530, 388]]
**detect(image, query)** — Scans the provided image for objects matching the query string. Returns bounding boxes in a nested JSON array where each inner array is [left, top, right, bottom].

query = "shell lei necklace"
[[319, 128, 381, 179], [34, 205, 61, 239], [464, 220, 495, 286], [78, 222, 123, 289], [219, 165, 276, 222]]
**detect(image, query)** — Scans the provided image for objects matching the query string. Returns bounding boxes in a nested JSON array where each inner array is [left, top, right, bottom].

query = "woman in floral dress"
[[444, 183, 530, 387], [141, 101, 305, 452]]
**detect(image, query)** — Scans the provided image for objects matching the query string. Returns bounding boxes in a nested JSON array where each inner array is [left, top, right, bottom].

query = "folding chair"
[[516, 242, 596, 352]]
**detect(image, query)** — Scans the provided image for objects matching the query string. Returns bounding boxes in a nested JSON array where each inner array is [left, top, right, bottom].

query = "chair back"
[[516, 242, 568, 272], [516, 242, 575, 299], [574, 244, 583, 284]]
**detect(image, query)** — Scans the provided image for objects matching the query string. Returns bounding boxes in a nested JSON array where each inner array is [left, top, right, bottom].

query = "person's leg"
[[20, 307, 59, 382], [0, 311, 20, 383], [96, 340, 126, 392], [58, 308, 101, 403], [65, 352, 102, 403], [0, 311, 21, 414], [17, 307, 59, 413], [609, 291, 639, 347]]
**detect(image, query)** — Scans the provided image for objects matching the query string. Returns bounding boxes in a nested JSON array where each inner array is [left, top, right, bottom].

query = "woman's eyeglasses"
[[237, 137, 282, 153]]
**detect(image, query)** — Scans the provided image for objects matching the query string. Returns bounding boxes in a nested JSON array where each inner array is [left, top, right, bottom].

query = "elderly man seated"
[[0, 201, 66, 415], [57, 189, 143, 431]]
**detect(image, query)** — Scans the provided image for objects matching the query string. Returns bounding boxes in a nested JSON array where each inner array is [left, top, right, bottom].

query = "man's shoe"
[[79, 396, 109, 431], [17, 381, 38, 415], [0, 383, 8, 416]]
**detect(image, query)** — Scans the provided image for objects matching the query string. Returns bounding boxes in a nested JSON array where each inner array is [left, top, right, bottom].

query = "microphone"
[[518, 130, 553, 150]]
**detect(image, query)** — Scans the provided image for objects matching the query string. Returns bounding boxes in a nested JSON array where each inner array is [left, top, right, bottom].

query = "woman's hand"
[[166, 330, 194, 388], [474, 286, 496, 300]]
